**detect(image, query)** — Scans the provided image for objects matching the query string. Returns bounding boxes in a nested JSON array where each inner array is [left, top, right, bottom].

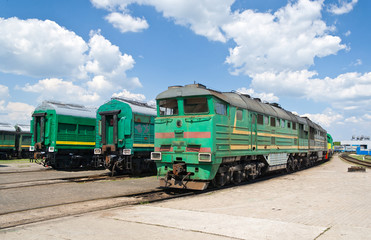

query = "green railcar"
[[94, 98, 157, 174], [15, 124, 32, 158], [151, 84, 328, 190], [30, 101, 97, 169], [0, 123, 31, 159], [0, 123, 17, 159]]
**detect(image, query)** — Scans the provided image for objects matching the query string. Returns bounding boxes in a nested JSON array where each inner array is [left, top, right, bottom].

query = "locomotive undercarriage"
[[161, 151, 328, 190], [33, 150, 103, 169], [102, 151, 156, 175]]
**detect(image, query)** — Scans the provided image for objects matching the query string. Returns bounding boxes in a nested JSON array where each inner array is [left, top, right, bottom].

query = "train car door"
[[99, 110, 120, 148], [251, 113, 257, 151], [32, 112, 47, 149]]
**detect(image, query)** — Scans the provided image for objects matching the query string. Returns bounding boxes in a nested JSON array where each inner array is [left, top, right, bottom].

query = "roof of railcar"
[[111, 98, 157, 116], [156, 84, 328, 130], [33, 101, 97, 119], [0, 122, 16, 132], [15, 124, 31, 133], [157, 84, 294, 121]]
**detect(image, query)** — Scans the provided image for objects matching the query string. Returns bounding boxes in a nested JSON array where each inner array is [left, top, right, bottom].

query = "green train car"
[[30, 101, 97, 169], [0, 123, 17, 159], [94, 98, 157, 174], [151, 84, 328, 190], [0, 123, 31, 159], [15, 124, 32, 158]]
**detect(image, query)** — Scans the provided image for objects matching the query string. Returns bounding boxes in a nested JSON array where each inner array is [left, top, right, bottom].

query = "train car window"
[[292, 122, 296, 130], [215, 102, 227, 115], [287, 121, 291, 128], [79, 125, 95, 135], [270, 117, 276, 127], [184, 97, 209, 114], [58, 123, 76, 134], [281, 119, 285, 128], [257, 114, 263, 125], [252, 114, 256, 124], [159, 99, 178, 116], [236, 109, 243, 121], [264, 116, 269, 125], [134, 114, 150, 123]]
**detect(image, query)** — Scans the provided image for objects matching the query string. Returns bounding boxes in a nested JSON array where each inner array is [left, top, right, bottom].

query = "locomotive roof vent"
[[270, 103, 282, 109], [112, 97, 154, 108], [185, 83, 207, 89], [254, 98, 261, 102], [168, 85, 182, 89], [46, 100, 85, 109]]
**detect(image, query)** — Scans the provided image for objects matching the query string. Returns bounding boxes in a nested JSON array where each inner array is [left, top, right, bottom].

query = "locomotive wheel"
[[212, 172, 227, 187], [131, 159, 143, 175], [232, 171, 242, 185]]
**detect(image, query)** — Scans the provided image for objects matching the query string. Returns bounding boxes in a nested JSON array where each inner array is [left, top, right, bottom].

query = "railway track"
[[0, 188, 194, 230], [0, 173, 132, 190], [0, 159, 328, 230], [339, 153, 371, 168]]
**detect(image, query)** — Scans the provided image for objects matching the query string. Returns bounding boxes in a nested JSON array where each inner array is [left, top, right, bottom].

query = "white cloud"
[[344, 116, 358, 123], [106, 12, 149, 33], [112, 89, 146, 101], [223, 0, 346, 75], [251, 70, 318, 97], [353, 59, 362, 66], [363, 114, 371, 120], [91, 0, 233, 42], [251, 71, 371, 109], [0, 18, 141, 96], [91, 0, 346, 76], [328, 0, 358, 15], [22, 78, 100, 104], [86, 30, 141, 89], [0, 17, 144, 113], [87, 75, 114, 93], [0, 102, 35, 124], [344, 30, 351, 36], [0, 17, 88, 79], [0, 84, 9, 99], [236, 87, 279, 103], [0, 100, 5, 111], [301, 108, 343, 127]]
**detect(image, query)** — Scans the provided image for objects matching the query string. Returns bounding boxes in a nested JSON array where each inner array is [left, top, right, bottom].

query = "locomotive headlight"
[[123, 149, 132, 155], [29, 146, 35, 152], [151, 152, 162, 161], [198, 153, 211, 162], [94, 148, 102, 155], [48, 147, 55, 153]]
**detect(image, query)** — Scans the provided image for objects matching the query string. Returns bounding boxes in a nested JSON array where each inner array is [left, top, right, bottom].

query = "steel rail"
[[339, 153, 371, 168]]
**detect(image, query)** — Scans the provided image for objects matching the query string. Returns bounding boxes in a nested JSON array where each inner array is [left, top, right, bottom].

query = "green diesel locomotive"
[[151, 84, 328, 190], [30, 101, 97, 169], [94, 98, 157, 174]]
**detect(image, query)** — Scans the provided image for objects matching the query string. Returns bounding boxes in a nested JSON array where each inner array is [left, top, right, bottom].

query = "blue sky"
[[0, 0, 370, 141]]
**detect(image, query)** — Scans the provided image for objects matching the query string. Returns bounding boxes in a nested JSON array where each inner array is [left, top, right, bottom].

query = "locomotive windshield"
[[184, 97, 208, 114], [159, 99, 178, 116]]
